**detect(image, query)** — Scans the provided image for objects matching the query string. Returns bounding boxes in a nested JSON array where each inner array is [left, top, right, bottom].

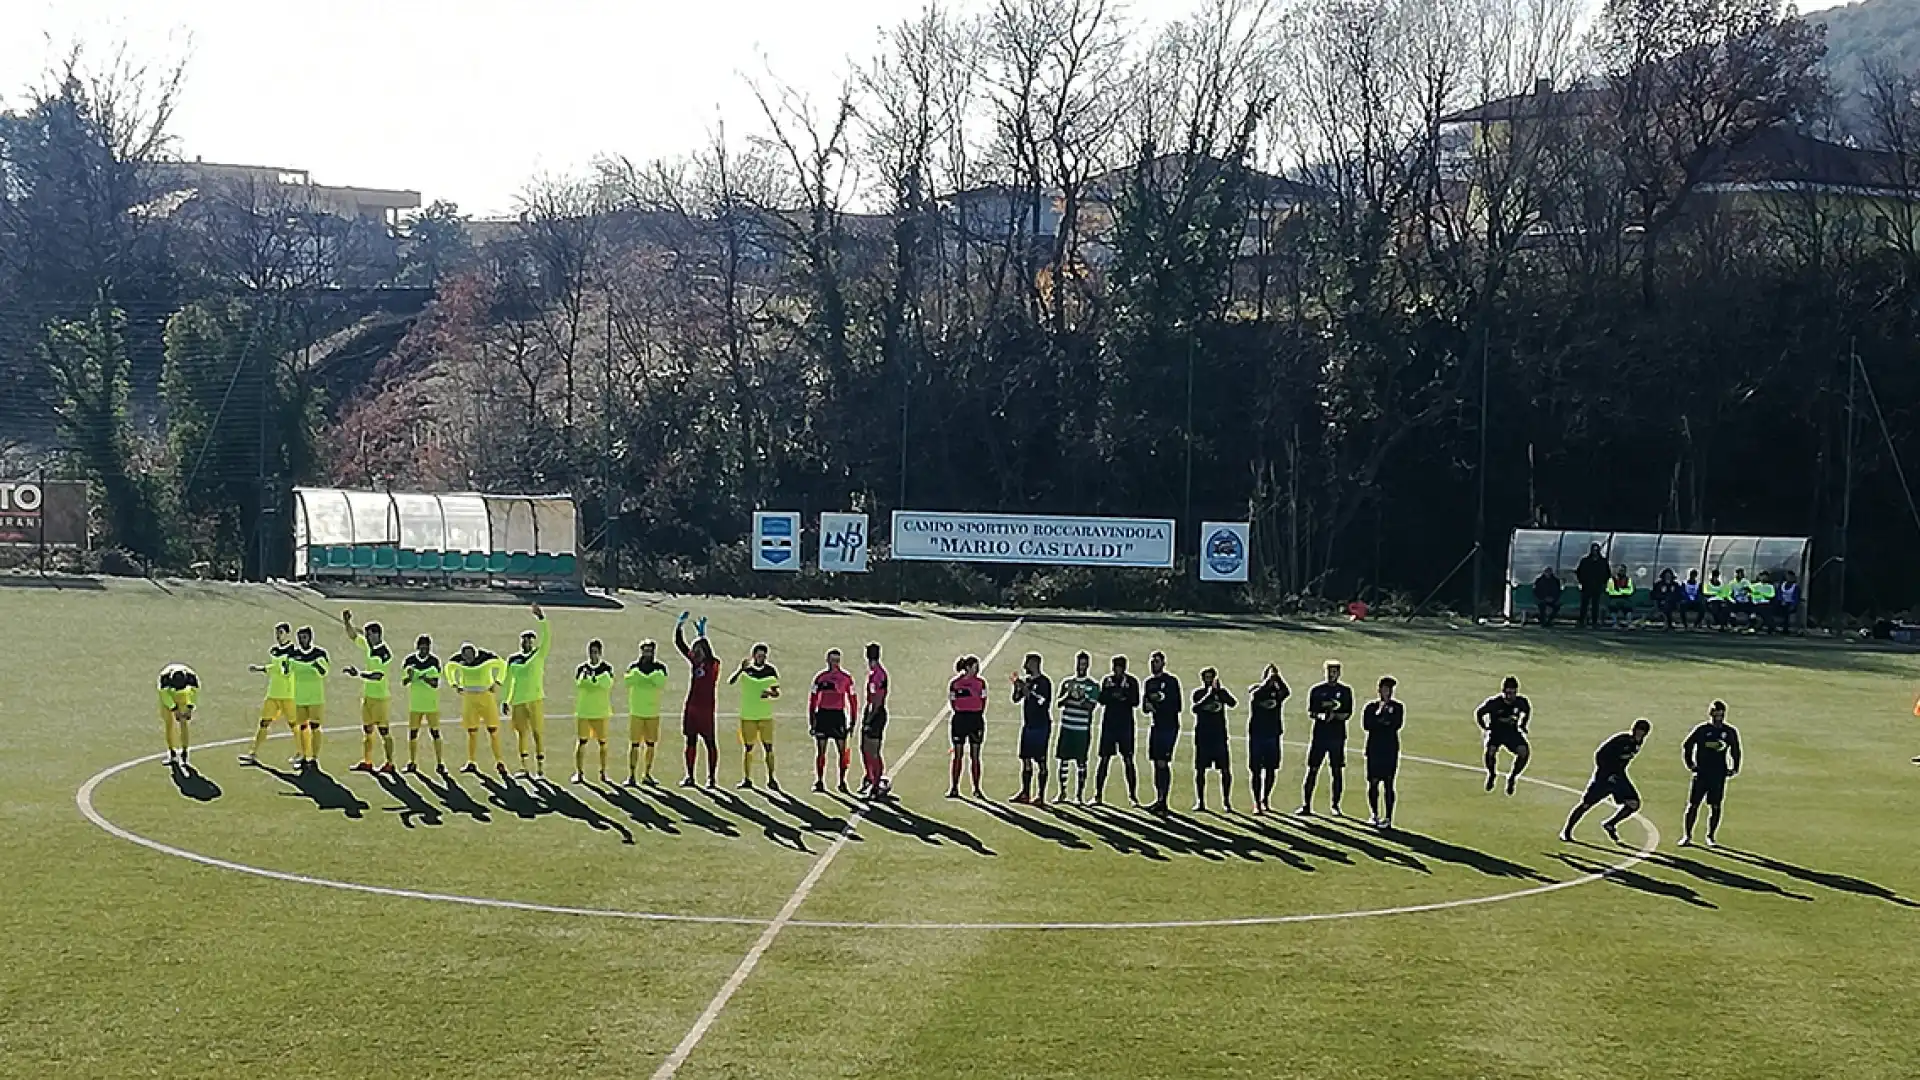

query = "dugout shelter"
[[293, 487, 580, 589], [1506, 529, 1810, 627]]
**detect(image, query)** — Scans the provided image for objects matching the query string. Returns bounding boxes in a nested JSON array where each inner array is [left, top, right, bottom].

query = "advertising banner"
[[751, 511, 801, 571], [818, 512, 870, 573], [0, 480, 88, 549], [891, 511, 1176, 569], [1198, 521, 1251, 582]]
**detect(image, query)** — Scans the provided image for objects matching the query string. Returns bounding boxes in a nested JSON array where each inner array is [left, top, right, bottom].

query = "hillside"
[[1817, 0, 1920, 100]]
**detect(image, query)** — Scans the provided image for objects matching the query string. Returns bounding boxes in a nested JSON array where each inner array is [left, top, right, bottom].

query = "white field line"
[[646, 616, 1026, 1080]]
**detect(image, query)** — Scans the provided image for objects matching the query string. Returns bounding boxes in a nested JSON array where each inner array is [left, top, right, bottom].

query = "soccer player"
[[731, 642, 781, 791], [1476, 675, 1532, 795], [1680, 700, 1742, 847], [447, 641, 508, 777], [158, 663, 199, 768], [1247, 664, 1289, 815], [286, 626, 330, 771], [501, 604, 550, 780], [1009, 653, 1053, 806], [674, 613, 721, 789], [1363, 676, 1405, 829], [947, 655, 987, 799], [241, 623, 298, 766], [859, 643, 890, 798], [1143, 652, 1182, 813], [400, 635, 445, 775], [341, 610, 396, 774], [1054, 652, 1098, 804], [1094, 654, 1141, 806], [808, 648, 857, 794], [623, 639, 668, 787], [1299, 659, 1353, 816], [1560, 718, 1652, 844], [572, 639, 615, 785], [1191, 667, 1236, 813]]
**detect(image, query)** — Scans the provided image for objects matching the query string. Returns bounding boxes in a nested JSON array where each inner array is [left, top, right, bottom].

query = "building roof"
[[1088, 153, 1328, 203], [1440, 83, 1607, 125], [1700, 126, 1913, 192]]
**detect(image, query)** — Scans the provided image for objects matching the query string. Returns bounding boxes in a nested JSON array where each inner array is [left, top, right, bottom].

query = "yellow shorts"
[[510, 701, 544, 734], [461, 694, 498, 731], [739, 718, 774, 747], [408, 711, 440, 730], [261, 697, 296, 725], [159, 705, 186, 726], [295, 704, 325, 727], [577, 717, 610, 741], [361, 699, 390, 728], [629, 715, 661, 745]]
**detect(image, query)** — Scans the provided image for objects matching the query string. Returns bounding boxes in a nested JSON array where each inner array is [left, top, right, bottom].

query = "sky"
[[2, 0, 1859, 218]]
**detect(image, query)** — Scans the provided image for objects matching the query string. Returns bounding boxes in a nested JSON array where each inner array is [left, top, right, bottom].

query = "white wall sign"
[[1198, 521, 1251, 582], [752, 511, 801, 571], [818, 512, 870, 573], [891, 511, 1176, 569]]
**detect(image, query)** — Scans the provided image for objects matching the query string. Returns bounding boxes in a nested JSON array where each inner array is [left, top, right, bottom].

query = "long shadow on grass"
[[374, 771, 443, 827], [540, 783, 635, 845], [1290, 817, 1429, 874], [478, 775, 550, 820], [1161, 811, 1312, 868], [970, 799, 1094, 852], [1049, 804, 1167, 862], [1231, 815, 1353, 867], [1715, 848, 1918, 908], [771, 792, 856, 837], [1378, 828, 1554, 883], [1551, 850, 1717, 909], [704, 790, 810, 853], [644, 787, 741, 840], [418, 771, 491, 822], [170, 763, 222, 802], [1088, 807, 1247, 866], [263, 765, 369, 819], [853, 797, 997, 856], [1643, 852, 1811, 902], [586, 783, 681, 835]]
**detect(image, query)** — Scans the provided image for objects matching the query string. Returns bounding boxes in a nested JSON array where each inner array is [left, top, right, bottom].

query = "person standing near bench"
[[1533, 567, 1564, 627], [1575, 543, 1611, 628]]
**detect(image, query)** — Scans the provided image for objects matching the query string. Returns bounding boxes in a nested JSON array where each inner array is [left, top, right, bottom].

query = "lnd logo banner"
[[751, 511, 801, 571], [818, 512, 869, 573]]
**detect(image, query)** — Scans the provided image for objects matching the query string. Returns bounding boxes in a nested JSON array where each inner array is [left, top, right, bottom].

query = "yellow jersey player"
[[447, 641, 507, 777], [572, 639, 616, 785], [729, 643, 781, 791], [241, 623, 298, 766], [158, 663, 200, 768], [400, 635, 446, 775], [501, 604, 550, 781], [341, 610, 396, 774], [624, 639, 668, 787], [286, 626, 330, 771]]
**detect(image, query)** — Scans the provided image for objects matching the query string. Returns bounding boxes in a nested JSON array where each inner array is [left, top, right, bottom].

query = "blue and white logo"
[[819, 512, 870, 573], [1198, 521, 1251, 582], [753, 511, 801, 571]]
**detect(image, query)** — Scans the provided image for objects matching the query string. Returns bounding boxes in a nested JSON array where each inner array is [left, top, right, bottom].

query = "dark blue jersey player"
[[1476, 676, 1532, 795], [1561, 718, 1651, 844], [1298, 660, 1353, 816], [1680, 701, 1742, 848]]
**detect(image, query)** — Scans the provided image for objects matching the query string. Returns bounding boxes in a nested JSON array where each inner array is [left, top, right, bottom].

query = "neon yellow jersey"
[[503, 620, 549, 706], [738, 665, 779, 722], [1752, 581, 1776, 602], [1605, 580, 1633, 598], [401, 652, 442, 712], [574, 662, 616, 719], [263, 644, 295, 700], [287, 647, 329, 707], [625, 661, 668, 717], [158, 664, 199, 711], [359, 641, 393, 701], [445, 652, 501, 693]]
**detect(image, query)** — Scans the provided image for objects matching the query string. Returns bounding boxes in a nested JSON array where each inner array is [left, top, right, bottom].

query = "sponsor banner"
[[0, 480, 88, 549], [1198, 521, 1251, 582], [751, 511, 801, 571], [818, 512, 870, 573], [891, 511, 1176, 569]]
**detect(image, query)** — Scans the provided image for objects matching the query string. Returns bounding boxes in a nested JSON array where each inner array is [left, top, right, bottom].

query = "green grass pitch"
[[5, 579, 1920, 1079]]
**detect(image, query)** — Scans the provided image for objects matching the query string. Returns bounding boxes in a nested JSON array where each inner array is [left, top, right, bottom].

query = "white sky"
[[2, 0, 1858, 217]]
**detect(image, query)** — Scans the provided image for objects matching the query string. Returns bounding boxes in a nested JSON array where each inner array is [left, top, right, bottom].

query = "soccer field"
[[5, 579, 1919, 1080]]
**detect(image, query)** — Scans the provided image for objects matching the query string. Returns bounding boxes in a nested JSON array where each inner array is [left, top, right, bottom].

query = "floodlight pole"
[[1183, 327, 1196, 554], [1471, 333, 1490, 618], [1837, 343, 1855, 624]]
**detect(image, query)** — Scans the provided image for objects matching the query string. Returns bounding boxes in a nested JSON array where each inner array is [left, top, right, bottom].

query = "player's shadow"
[[373, 771, 443, 828], [1173, 812, 1314, 869], [264, 765, 369, 819], [1232, 815, 1353, 868], [771, 792, 857, 838], [971, 799, 1094, 852], [645, 787, 741, 840], [1292, 817, 1429, 874], [706, 789, 811, 853], [1644, 852, 1811, 902], [418, 771, 491, 822], [1050, 804, 1167, 862], [477, 775, 551, 820], [1381, 829, 1553, 883], [586, 783, 681, 835], [541, 784, 635, 845], [1715, 849, 1918, 908], [1091, 807, 1247, 866], [1551, 850, 1717, 909], [855, 799, 997, 857], [169, 763, 222, 802]]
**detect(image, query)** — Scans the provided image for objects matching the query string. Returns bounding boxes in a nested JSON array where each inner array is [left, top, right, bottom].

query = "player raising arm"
[[572, 639, 615, 785], [1680, 701, 1742, 847], [675, 613, 721, 789], [341, 611, 396, 775], [240, 623, 297, 767], [400, 635, 445, 775], [808, 649, 857, 794], [1561, 719, 1652, 844], [1476, 676, 1532, 795], [623, 640, 668, 787], [158, 663, 199, 768], [501, 604, 550, 781]]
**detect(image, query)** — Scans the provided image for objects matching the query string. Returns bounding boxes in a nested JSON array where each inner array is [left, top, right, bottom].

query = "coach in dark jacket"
[[1575, 543, 1611, 628], [1533, 567, 1564, 627]]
